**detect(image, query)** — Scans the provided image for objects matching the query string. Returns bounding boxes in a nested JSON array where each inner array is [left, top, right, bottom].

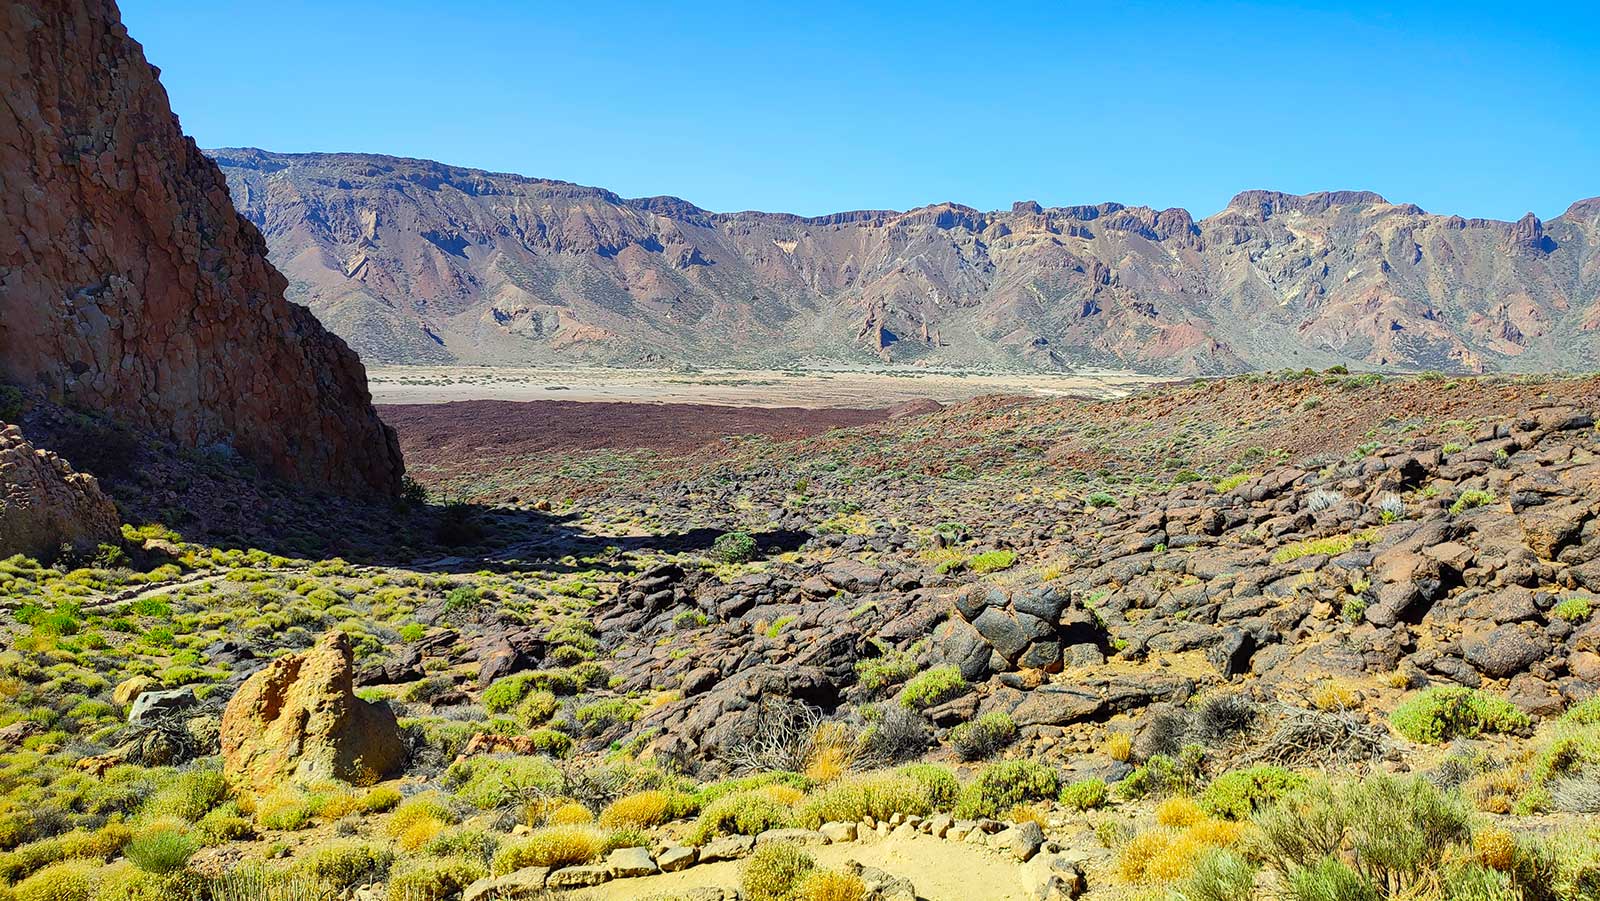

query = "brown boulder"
[[0, 424, 119, 558], [221, 631, 405, 791]]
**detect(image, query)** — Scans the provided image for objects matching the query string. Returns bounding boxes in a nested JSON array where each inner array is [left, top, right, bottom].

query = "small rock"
[[546, 865, 610, 889], [756, 828, 826, 846], [656, 845, 696, 872], [605, 846, 658, 878], [819, 822, 857, 843], [991, 821, 1045, 862], [698, 834, 754, 862]]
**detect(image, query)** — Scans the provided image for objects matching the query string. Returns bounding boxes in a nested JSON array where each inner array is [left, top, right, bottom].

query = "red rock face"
[[0, 0, 402, 495]]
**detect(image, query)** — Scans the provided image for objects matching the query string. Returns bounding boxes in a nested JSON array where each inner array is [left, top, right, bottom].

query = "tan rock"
[[0, 425, 119, 559], [220, 631, 405, 792], [112, 676, 157, 708]]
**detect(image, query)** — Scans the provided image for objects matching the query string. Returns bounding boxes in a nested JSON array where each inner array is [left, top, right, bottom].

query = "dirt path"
[[570, 833, 1038, 901]]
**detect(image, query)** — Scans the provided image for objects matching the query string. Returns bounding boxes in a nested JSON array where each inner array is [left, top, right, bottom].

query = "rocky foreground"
[[0, 372, 1597, 899]]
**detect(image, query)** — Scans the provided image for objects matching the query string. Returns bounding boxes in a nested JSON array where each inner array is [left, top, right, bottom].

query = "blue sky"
[[122, 0, 1599, 221]]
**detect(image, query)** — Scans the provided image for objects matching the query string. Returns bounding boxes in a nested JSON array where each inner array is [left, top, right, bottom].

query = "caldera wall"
[[0, 0, 403, 495]]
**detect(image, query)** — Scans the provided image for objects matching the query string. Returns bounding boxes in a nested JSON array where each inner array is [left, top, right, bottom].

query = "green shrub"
[[524, 728, 575, 757], [948, 712, 1016, 761], [481, 674, 534, 714], [419, 828, 501, 864], [1390, 687, 1531, 744], [1058, 778, 1108, 811], [385, 857, 487, 901], [0, 385, 22, 422], [490, 826, 601, 874], [1086, 492, 1118, 508], [1254, 775, 1471, 896], [1563, 697, 1600, 725], [899, 666, 967, 710], [298, 840, 395, 889], [1118, 747, 1206, 800], [690, 791, 795, 845], [1286, 856, 1378, 901], [196, 804, 254, 845], [1201, 766, 1308, 820], [742, 842, 815, 901], [896, 763, 960, 810], [13, 859, 98, 901], [1179, 848, 1259, 901], [145, 766, 228, 822], [600, 828, 651, 853], [854, 651, 918, 696], [712, 531, 758, 564], [124, 826, 196, 875], [1449, 490, 1496, 516], [574, 697, 640, 735], [797, 772, 932, 828], [1552, 595, 1594, 624], [967, 551, 1016, 574], [515, 689, 559, 727], [444, 756, 562, 809], [954, 760, 1059, 819]]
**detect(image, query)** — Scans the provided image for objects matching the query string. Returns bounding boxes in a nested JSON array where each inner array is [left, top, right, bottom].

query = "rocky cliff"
[[213, 149, 1600, 376], [0, 423, 119, 559], [0, 2, 403, 495]]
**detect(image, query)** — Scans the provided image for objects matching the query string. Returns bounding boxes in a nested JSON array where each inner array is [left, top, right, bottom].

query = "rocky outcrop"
[[0, 423, 119, 558], [0, 1, 403, 495], [220, 631, 405, 791], [214, 149, 1600, 376]]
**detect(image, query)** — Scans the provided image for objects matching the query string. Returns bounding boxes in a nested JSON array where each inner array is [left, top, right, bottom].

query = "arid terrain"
[[2, 2, 1599, 901], [365, 366, 1162, 407]]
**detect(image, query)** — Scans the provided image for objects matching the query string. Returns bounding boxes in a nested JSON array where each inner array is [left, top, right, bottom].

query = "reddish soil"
[[381, 399, 889, 467]]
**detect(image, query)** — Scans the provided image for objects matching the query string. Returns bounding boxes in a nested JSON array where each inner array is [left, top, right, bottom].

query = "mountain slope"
[[213, 149, 1600, 375], [0, 8, 402, 495]]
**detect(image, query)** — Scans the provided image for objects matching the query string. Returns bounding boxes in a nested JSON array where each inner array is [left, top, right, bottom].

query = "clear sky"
[[121, 0, 1599, 221]]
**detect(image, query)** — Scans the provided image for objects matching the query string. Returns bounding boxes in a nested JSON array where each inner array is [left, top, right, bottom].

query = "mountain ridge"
[[211, 147, 1600, 375]]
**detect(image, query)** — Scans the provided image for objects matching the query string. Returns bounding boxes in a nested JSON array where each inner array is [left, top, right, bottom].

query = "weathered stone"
[[1010, 685, 1104, 727], [1462, 624, 1550, 678], [656, 845, 696, 872], [546, 865, 610, 888], [697, 834, 754, 862], [991, 820, 1045, 861], [605, 846, 658, 878], [112, 676, 157, 708], [0, 426, 120, 559], [819, 821, 857, 843], [128, 688, 196, 726], [220, 631, 406, 792], [1208, 628, 1255, 678], [463, 867, 549, 901], [755, 828, 826, 846]]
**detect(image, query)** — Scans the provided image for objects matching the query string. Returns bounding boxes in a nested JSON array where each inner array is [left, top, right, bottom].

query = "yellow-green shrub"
[[690, 791, 795, 845], [796, 868, 867, 901], [599, 790, 673, 828], [797, 772, 932, 828], [14, 859, 97, 901], [385, 857, 486, 901], [742, 842, 815, 901], [297, 840, 395, 889], [490, 826, 601, 875]]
